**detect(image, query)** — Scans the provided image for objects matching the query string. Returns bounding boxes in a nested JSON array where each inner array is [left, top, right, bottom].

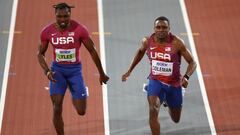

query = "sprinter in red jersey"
[[122, 16, 196, 135], [37, 3, 109, 135]]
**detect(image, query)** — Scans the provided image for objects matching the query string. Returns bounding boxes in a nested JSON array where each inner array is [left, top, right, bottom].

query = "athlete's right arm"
[[122, 37, 148, 82], [37, 43, 56, 82]]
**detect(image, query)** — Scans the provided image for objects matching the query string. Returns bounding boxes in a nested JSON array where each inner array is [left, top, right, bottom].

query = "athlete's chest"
[[148, 42, 178, 62], [148, 42, 181, 76], [49, 29, 80, 46]]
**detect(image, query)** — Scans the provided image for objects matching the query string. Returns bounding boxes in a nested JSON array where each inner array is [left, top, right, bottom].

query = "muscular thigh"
[[67, 70, 87, 100], [148, 96, 161, 108], [165, 86, 182, 108], [147, 79, 165, 104], [50, 65, 68, 96]]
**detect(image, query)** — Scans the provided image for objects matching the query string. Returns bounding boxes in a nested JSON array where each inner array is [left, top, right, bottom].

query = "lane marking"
[[179, 0, 217, 135], [0, 0, 19, 133], [92, 32, 112, 35], [180, 32, 200, 36], [2, 30, 22, 34], [97, 0, 110, 135]]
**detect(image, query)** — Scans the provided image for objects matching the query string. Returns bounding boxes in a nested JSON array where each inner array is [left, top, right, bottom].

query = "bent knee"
[[149, 103, 160, 112], [172, 117, 180, 123], [149, 106, 159, 113], [77, 110, 86, 116], [149, 106, 159, 118], [169, 108, 182, 123]]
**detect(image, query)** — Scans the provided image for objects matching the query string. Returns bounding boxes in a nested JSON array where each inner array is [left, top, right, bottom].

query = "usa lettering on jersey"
[[51, 37, 74, 45], [150, 52, 171, 61]]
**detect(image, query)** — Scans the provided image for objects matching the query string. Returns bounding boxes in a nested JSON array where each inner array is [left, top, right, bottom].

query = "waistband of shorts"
[[148, 79, 181, 88], [51, 61, 82, 68]]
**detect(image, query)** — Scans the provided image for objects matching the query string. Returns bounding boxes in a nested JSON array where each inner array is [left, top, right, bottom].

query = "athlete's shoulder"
[[171, 33, 187, 52], [143, 33, 154, 43], [70, 20, 90, 40], [143, 36, 149, 41], [71, 20, 88, 30], [40, 22, 55, 34], [142, 36, 150, 44], [171, 33, 184, 45]]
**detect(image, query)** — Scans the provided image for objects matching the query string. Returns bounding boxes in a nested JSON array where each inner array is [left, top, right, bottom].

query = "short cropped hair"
[[154, 16, 170, 25], [53, 3, 74, 13]]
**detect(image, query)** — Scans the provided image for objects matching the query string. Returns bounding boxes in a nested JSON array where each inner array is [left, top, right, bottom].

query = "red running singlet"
[[146, 33, 181, 87]]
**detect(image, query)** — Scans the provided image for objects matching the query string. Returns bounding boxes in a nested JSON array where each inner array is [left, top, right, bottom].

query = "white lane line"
[[179, 0, 217, 135], [0, 0, 19, 133], [97, 0, 110, 135]]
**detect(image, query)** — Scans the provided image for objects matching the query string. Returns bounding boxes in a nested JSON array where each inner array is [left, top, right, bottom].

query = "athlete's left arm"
[[82, 38, 109, 84], [177, 38, 197, 87]]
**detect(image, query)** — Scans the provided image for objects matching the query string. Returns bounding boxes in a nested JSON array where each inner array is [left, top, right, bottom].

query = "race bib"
[[55, 48, 76, 62], [152, 60, 173, 76]]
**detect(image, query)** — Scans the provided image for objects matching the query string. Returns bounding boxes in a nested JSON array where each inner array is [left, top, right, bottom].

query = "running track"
[[186, 0, 240, 134], [0, 0, 240, 135], [0, 0, 104, 135]]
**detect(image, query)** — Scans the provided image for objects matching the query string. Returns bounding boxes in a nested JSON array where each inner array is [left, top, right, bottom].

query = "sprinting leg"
[[51, 94, 65, 135], [148, 96, 161, 135], [165, 86, 183, 123], [65, 63, 87, 116]]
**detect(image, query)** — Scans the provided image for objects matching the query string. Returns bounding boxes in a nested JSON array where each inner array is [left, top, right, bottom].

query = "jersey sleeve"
[[40, 27, 49, 46], [79, 25, 90, 42]]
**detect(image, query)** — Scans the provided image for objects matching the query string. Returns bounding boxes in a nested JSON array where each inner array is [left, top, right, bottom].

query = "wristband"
[[44, 69, 50, 75], [46, 71, 51, 77], [183, 74, 190, 80]]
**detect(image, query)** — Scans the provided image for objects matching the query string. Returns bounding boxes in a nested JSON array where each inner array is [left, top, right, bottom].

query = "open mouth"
[[59, 22, 68, 28], [60, 22, 66, 26]]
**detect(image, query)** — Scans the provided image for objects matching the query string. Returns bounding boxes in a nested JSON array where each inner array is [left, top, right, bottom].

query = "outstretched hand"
[[122, 71, 131, 82], [99, 74, 109, 85]]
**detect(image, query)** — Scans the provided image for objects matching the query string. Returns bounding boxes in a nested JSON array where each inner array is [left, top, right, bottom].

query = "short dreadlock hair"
[[53, 3, 75, 13]]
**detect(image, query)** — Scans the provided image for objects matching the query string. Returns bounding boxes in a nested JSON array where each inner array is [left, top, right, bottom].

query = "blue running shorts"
[[147, 79, 182, 108], [49, 62, 87, 99]]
